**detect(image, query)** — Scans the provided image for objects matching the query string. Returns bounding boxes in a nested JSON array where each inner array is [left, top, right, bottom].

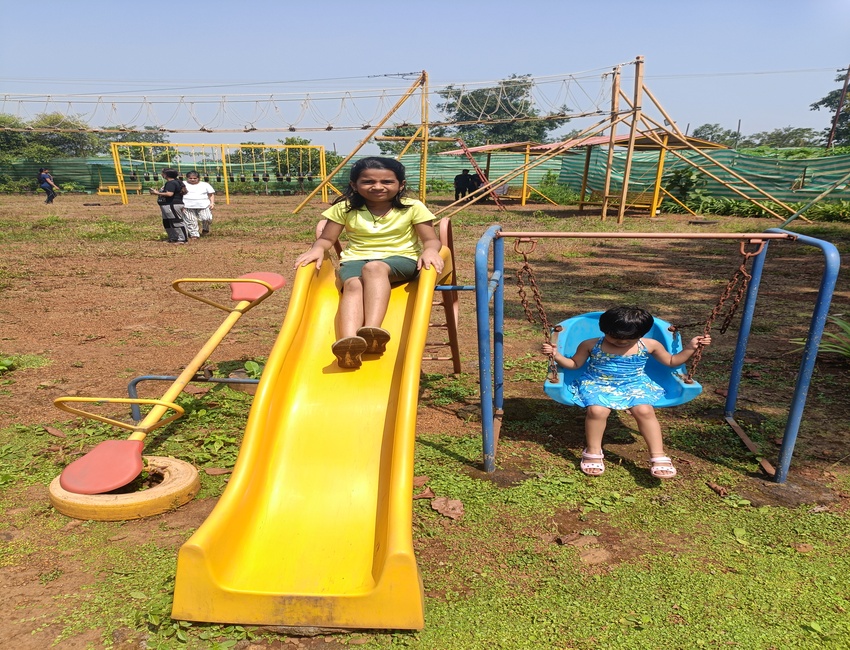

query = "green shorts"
[[338, 256, 419, 284]]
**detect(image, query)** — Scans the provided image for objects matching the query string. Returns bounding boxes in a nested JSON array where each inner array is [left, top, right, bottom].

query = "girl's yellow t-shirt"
[[322, 199, 436, 262]]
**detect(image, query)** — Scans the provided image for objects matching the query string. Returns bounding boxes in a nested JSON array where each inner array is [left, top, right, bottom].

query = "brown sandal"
[[356, 327, 391, 354], [331, 336, 368, 369]]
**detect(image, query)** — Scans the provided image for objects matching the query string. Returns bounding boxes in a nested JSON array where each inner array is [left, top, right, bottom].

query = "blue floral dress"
[[568, 338, 665, 409]]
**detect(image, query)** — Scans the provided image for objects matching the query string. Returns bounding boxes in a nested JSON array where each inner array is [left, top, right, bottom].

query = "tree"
[[26, 113, 106, 157], [691, 123, 740, 147], [810, 69, 850, 147], [435, 74, 570, 146], [738, 126, 823, 148], [0, 114, 29, 164]]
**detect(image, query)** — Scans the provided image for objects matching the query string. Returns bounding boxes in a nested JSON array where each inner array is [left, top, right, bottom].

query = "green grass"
[[0, 197, 848, 648]]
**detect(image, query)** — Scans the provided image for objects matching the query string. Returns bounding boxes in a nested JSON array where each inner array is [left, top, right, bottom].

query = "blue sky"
[[2, 0, 848, 153]]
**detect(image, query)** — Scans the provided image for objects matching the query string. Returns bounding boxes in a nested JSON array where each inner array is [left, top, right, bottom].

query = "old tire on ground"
[[49, 456, 200, 521]]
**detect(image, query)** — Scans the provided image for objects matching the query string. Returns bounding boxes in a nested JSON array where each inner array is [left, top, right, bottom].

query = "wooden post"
[[650, 133, 668, 216], [419, 71, 429, 203], [521, 143, 530, 206], [601, 65, 621, 220], [617, 56, 644, 224], [578, 146, 592, 210]]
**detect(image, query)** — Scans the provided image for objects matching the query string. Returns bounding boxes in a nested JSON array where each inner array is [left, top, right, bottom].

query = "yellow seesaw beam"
[[171, 247, 452, 629]]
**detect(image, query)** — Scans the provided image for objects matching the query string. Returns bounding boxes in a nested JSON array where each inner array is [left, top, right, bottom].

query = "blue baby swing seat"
[[543, 311, 703, 408]]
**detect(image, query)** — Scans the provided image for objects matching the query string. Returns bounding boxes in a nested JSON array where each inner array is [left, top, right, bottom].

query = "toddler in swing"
[[541, 306, 711, 479], [295, 156, 444, 369]]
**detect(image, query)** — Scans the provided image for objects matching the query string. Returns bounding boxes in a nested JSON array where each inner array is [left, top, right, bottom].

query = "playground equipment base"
[[49, 456, 200, 521]]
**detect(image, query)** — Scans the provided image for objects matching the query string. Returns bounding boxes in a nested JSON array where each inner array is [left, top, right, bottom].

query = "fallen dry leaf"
[[44, 426, 66, 438], [348, 637, 373, 645], [431, 496, 464, 520], [183, 385, 211, 396], [706, 481, 729, 497], [203, 467, 233, 476], [794, 543, 814, 554], [412, 487, 435, 500], [413, 475, 430, 488], [714, 388, 729, 398]]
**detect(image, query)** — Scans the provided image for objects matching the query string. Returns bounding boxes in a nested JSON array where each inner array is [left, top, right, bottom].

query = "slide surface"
[[171, 250, 450, 629]]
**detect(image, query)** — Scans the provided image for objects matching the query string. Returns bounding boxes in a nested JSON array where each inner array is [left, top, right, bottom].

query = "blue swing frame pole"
[[474, 227, 840, 481], [476, 225, 504, 472], [768, 228, 840, 483]]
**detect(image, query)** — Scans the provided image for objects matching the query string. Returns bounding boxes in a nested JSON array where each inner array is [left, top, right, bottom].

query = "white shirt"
[[183, 181, 216, 208]]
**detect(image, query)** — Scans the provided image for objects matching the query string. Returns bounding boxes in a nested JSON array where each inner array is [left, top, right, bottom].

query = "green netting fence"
[[3, 150, 849, 204], [556, 148, 850, 203]]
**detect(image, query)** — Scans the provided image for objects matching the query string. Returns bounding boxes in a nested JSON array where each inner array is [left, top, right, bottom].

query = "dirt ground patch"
[[0, 193, 848, 647]]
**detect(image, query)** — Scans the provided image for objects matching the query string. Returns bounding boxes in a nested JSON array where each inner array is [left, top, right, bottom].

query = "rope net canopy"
[[0, 66, 622, 135]]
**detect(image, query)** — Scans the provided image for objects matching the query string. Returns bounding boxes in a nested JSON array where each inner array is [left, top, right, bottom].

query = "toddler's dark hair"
[[599, 306, 654, 339], [334, 156, 409, 211]]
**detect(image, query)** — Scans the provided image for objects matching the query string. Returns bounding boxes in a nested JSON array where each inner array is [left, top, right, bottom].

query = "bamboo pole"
[[578, 146, 592, 210], [292, 72, 427, 214], [650, 133, 668, 215], [640, 84, 803, 218], [636, 114, 798, 221], [617, 56, 644, 223], [521, 144, 530, 206], [396, 126, 422, 158], [433, 114, 630, 217], [601, 65, 621, 220], [110, 142, 128, 205], [420, 71, 429, 203]]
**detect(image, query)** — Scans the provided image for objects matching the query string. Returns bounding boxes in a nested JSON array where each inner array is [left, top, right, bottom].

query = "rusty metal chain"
[[684, 240, 765, 383], [514, 238, 562, 383]]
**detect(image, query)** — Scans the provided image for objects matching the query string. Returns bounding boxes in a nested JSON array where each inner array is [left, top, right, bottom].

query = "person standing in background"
[[182, 170, 216, 239], [150, 168, 188, 244], [37, 168, 60, 204], [453, 169, 472, 202]]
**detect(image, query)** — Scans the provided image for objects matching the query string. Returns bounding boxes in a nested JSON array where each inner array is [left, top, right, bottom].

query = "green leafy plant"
[[0, 356, 15, 376], [538, 170, 581, 205], [663, 168, 708, 204], [243, 360, 264, 379], [790, 315, 850, 360]]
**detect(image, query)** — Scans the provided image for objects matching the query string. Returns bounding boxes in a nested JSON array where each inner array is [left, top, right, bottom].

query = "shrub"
[[537, 171, 581, 205]]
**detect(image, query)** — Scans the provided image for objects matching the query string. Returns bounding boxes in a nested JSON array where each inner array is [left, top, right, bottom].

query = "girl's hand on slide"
[[417, 251, 444, 272], [294, 248, 322, 270]]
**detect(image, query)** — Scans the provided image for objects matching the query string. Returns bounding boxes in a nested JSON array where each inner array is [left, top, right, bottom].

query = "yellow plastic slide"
[[171, 248, 452, 630]]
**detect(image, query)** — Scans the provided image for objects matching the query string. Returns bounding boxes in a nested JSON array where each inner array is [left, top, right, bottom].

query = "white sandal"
[[649, 455, 677, 479], [580, 449, 605, 476]]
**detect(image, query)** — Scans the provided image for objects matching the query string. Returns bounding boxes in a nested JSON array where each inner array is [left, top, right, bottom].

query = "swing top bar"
[[496, 231, 796, 241]]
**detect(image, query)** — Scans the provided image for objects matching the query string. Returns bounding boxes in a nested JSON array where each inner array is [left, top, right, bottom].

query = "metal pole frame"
[[474, 228, 840, 481]]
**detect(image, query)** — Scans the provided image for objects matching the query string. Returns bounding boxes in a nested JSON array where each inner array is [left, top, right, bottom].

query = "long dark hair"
[[333, 156, 410, 211]]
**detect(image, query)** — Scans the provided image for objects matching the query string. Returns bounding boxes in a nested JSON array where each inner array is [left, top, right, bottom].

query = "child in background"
[[295, 156, 443, 369], [182, 171, 216, 240], [542, 306, 711, 479]]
